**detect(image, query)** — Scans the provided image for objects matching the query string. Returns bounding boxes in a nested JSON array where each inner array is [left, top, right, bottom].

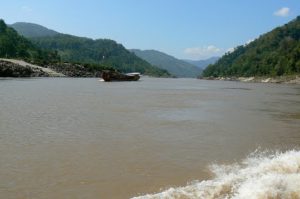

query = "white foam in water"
[[132, 150, 300, 199]]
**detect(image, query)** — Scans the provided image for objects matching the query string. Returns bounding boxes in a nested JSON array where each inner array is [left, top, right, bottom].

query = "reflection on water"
[[0, 78, 299, 199]]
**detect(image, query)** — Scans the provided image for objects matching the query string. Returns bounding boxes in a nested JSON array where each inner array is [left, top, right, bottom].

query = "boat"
[[101, 70, 140, 82]]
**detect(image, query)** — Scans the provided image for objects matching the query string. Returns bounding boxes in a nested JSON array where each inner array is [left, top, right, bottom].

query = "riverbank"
[[200, 75, 300, 84], [0, 58, 65, 77], [0, 58, 102, 77], [47, 63, 101, 77]]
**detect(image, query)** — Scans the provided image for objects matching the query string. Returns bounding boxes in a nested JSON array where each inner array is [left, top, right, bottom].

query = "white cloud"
[[184, 45, 222, 59], [226, 47, 235, 53], [274, 7, 290, 17], [245, 39, 254, 45]]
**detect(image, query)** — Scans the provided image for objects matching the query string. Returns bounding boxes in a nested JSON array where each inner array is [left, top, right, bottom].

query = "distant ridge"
[[183, 57, 219, 70], [131, 49, 202, 78], [10, 22, 59, 38]]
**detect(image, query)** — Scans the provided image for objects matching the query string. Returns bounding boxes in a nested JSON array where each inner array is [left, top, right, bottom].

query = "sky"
[[0, 0, 299, 60]]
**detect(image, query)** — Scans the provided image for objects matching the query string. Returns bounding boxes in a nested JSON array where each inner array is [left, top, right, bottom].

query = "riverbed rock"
[[47, 63, 101, 77], [0, 59, 101, 77], [0, 60, 48, 77]]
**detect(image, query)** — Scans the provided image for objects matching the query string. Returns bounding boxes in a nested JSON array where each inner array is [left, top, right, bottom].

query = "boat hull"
[[101, 70, 140, 82]]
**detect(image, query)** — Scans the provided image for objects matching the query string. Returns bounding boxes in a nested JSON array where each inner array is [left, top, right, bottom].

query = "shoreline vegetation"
[[2, 58, 300, 84]]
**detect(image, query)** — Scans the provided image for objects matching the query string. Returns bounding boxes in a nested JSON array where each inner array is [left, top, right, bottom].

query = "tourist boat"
[[101, 70, 140, 82]]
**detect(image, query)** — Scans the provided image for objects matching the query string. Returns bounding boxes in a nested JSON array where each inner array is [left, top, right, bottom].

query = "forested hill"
[[131, 49, 202, 78], [203, 16, 300, 77], [11, 22, 170, 77], [0, 19, 59, 64]]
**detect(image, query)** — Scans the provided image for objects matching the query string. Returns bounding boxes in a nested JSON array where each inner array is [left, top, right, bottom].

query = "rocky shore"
[[200, 75, 300, 84], [47, 63, 101, 77], [0, 59, 65, 77], [0, 60, 50, 77], [0, 59, 102, 78]]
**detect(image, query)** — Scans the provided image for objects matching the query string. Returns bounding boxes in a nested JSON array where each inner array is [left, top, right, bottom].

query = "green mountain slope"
[[11, 22, 170, 77], [131, 49, 202, 77], [0, 19, 59, 64], [183, 57, 219, 69], [203, 16, 300, 77], [10, 22, 59, 38]]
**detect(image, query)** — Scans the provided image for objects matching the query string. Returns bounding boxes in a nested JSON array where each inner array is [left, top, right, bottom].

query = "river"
[[0, 77, 299, 199]]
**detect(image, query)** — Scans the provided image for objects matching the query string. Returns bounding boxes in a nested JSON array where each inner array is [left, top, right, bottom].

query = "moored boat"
[[101, 70, 140, 82]]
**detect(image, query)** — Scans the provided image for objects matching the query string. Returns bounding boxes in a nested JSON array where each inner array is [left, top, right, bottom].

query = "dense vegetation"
[[32, 35, 169, 76], [0, 19, 60, 65], [12, 22, 170, 77], [131, 49, 202, 77], [203, 16, 300, 77]]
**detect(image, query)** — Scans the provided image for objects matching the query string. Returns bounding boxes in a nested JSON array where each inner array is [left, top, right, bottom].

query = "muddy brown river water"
[[0, 77, 299, 199]]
